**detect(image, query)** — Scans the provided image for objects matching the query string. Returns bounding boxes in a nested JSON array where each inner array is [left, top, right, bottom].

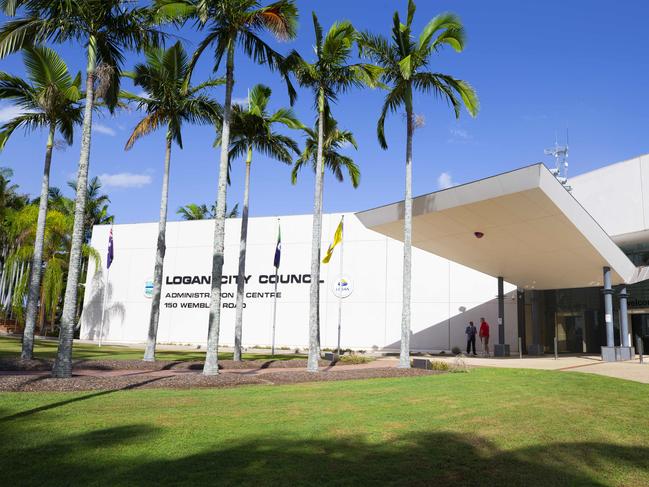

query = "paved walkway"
[[432, 354, 649, 384]]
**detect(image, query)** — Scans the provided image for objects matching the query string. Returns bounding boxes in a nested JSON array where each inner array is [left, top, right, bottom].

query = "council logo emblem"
[[332, 275, 353, 298], [144, 279, 154, 298]]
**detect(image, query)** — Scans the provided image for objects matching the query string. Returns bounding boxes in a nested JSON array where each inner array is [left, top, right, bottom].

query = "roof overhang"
[[356, 164, 637, 290]]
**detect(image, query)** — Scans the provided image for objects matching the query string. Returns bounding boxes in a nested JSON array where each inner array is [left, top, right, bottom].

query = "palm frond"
[[125, 111, 164, 150], [377, 81, 408, 149]]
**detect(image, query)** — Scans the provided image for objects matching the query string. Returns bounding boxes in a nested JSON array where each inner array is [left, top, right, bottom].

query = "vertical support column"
[[517, 289, 526, 355], [494, 276, 510, 357], [601, 266, 616, 362], [603, 267, 614, 346], [618, 286, 634, 360], [528, 290, 544, 355], [498, 276, 505, 345], [619, 286, 629, 347]]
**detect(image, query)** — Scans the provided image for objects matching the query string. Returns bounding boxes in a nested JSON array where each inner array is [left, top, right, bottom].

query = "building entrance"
[[555, 311, 586, 353], [630, 313, 649, 353]]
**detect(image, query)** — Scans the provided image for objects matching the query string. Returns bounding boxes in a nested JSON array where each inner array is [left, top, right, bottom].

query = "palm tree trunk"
[[143, 131, 173, 362], [307, 89, 326, 373], [5, 258, 17, 313], [75, 257, 87, 323], [38, 281, 46, 335], [399, 99, 414, 369], [21, 124, 55, 360], [204, 41, 235, 376], [233, 146, 252, 362], [52, 36, 97, 378]]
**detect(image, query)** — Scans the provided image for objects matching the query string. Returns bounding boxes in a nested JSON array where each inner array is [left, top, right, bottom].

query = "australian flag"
[[107, 227, 114, 269], [273, 224, 281, 269]]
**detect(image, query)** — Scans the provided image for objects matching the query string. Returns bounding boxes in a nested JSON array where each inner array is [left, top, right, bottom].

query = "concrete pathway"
[[431, 354, 649, 384]]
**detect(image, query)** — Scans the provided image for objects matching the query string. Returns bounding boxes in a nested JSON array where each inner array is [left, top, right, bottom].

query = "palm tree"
[[0, 46, 83, 360], [121, 41, 221, 362], [156, 0, 298, 375], [285, 13, 379, 372], [359, 0, 479, 368], [5, 203, 100, 337], [176, 202, 239, 220], [291, 110, 360, 188], [66, 177, 113, 244], [0, 0, 163, 377], [63, 177, 114, 322], [0, 168, 27, 318], [216, 83, 302, 361]]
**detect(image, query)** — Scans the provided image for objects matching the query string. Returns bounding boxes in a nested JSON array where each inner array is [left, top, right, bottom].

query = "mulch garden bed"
[[0, 357, 330, 372], [0, 367, 439, 392]]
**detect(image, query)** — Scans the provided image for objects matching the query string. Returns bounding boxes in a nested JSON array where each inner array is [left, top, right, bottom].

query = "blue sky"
[[1, 0, 648, 224]]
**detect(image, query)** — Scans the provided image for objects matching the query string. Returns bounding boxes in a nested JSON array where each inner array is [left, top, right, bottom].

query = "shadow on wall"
[[0, 417, 646, 486], [80, 269, 125, 341], [384, 291, 517, 352]]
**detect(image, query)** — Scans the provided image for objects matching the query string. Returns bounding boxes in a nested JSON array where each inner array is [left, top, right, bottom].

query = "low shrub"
[[429, 360, 450, 371], [450, 355, 470, 373], [451, 346, 461, 355], [338, 354, 373, 365]]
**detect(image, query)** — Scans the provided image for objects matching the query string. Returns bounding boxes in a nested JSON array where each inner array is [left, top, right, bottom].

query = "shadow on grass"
[[0, 376, 167, 423], [1, 417, 647, 486]]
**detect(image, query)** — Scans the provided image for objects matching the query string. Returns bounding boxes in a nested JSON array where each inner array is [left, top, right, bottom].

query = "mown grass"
[[0, 336, 303, 361], [1, 368, 648, 486]]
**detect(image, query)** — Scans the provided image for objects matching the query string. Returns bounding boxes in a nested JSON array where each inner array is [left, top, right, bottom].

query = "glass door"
[[631, 314, 649, 354], [555, 312, 586, 353]]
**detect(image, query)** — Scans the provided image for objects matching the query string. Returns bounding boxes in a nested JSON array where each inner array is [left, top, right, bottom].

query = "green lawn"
[[0, 336, 303, 361], [1, 369, 647, 486]]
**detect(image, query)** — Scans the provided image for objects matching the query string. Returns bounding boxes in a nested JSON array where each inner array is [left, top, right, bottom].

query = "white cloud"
[[98, 172, 152, 188], [449, 128, 470, 140], [0, 104, 27, 123], [447, 126, 473, 144], [437, 172, 455, 190], [94, 123, 116, 136]]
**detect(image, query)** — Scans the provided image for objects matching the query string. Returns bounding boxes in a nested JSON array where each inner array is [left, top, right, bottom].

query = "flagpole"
[[98, 265, 109, 347], [271, 266, 278, 356], [271, 218, 280, 356], [337, 215, 344, 355]]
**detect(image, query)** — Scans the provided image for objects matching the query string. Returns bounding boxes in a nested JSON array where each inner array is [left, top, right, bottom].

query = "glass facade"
[[519, 272, 649, 354], [521, 288, 606, 354], [517, 242, 649, 354]]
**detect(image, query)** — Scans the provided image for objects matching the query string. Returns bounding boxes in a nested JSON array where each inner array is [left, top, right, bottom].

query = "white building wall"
[[571, 153, 649, 238], [81, 213, 518, 352]]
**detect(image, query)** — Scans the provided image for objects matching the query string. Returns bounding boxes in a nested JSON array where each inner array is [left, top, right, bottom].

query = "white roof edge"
[[357, 163, 642, 287], [356, 163, 544, 229]]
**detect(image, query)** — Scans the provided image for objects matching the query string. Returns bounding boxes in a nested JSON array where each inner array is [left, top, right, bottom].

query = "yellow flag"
[[322, 218, 343, 264]]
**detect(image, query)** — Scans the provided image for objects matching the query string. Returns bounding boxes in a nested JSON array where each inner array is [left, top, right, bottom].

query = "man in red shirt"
[[479, 317, 490, 357]]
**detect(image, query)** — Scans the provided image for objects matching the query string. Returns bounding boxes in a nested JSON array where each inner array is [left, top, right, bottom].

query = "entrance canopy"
[[356, 164, 638, 290]]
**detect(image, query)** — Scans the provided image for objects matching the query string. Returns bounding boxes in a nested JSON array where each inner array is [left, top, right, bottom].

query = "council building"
[[80, 153, 649, 359]]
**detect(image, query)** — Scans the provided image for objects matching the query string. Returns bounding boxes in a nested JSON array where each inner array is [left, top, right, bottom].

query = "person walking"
[[465, 321, 477, 356], [479, 317, 490, 357]]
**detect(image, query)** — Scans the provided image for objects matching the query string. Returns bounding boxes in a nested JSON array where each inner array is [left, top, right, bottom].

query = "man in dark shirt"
[[465, 321, 477, 356]]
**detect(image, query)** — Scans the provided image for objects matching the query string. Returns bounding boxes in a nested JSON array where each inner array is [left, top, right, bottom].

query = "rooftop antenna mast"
[[544, 129, 571, 191]]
